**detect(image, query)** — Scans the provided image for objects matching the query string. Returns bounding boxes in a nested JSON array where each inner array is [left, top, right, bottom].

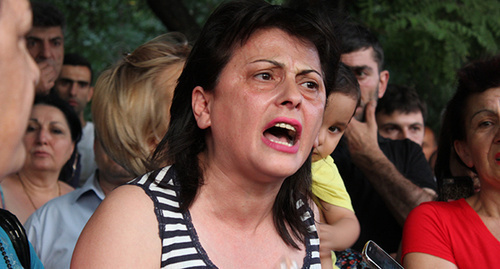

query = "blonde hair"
[[92, 33, 190, 177]]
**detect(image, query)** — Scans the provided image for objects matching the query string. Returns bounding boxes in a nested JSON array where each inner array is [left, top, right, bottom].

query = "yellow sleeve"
[[311, 155, 354, 212]]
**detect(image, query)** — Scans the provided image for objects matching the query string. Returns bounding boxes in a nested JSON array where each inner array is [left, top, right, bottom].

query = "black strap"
[[0, 209, 30, 268]]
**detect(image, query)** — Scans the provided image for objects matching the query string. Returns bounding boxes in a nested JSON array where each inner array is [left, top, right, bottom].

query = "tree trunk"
[[146, 0, 201, 42]]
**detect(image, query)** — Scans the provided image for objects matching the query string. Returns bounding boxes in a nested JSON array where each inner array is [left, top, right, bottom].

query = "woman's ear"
[[192, 86, 212, 129], [454, 140, 474, 168]]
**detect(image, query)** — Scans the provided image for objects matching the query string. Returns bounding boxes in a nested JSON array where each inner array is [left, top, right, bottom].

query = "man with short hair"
[[54, 53, 96, 185], [26, 2, 65, 95], [375, 84, 427, 146], [332, 22, 437, 255]]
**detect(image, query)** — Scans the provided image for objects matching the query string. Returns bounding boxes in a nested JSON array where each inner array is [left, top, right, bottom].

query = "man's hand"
[[35, 60, 58, 95], [344, 100, 380, 157], [343, 100, 437, 224]]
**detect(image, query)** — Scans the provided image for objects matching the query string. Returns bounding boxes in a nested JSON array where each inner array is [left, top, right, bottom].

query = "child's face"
[[312, 92, 358, 162]]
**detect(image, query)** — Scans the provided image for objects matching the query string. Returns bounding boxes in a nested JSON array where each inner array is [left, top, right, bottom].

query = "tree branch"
[[146, 0, 201, 42]]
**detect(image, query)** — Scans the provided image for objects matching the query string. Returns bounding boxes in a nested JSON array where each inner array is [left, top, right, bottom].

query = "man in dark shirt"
[[332, 22, 437, 255]]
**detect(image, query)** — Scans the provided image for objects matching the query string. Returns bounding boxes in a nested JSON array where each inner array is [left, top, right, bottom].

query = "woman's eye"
[[26, 125, 36, 132], [301, 81, 319, 90], [51, 128, 64, 134], [255, 72, 272, 81], [479, 121, 493, 127]]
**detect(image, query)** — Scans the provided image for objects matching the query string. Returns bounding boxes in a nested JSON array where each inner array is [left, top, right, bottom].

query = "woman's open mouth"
[[264, 122, 297, 147], [262, 118, 302, 154]]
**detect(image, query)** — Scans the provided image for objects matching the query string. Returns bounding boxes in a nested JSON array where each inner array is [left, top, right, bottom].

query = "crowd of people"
[[0, 0, 498, 268]]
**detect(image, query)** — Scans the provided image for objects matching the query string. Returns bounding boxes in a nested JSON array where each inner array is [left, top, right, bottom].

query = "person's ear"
[[192, 86, 212, 129], [87, 86, 94, 102], [377, 70, 390, 99], [454, 139, 474, 168]]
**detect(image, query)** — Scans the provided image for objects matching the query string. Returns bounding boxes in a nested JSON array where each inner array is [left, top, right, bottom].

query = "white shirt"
[[24, 173, 104, 269], [78, 122, 96, 186]]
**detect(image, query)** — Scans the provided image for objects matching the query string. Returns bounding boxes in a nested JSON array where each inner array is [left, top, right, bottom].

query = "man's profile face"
[[341, 47, 388, 121], [26, 26, 64, 76], [376, 110, 425, 146], [55, 65, 93, 117]]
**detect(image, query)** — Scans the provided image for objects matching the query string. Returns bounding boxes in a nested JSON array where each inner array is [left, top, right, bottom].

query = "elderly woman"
[[402, 56, 500, 268], [0, 93, 81, 223], [71, 0, 339, 268], [92, 33, 190, 177]]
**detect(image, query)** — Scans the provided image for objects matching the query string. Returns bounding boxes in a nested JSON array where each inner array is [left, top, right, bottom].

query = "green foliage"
[[45, 0, 283, 78], [41, 0, 165, 79], [40, 0, 165, 121], [353, 0, 500, 131], [183, 0, 223, 26], [42, 0, 498, 131]]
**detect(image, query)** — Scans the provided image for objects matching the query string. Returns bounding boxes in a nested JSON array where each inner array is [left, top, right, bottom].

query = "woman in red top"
[[402, 56, 500, 268]]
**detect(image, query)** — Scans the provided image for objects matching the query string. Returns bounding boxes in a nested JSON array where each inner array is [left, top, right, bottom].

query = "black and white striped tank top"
[[129, 165, 321, 268]]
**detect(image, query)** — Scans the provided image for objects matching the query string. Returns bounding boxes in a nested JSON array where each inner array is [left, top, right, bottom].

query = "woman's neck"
[[18, 169, 60, 190], [192, 163, 283, 231], [468, 187, 500, 218]]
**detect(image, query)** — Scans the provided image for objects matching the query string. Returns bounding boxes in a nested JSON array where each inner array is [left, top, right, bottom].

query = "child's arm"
[[318, 199, 360, 251], [312, 156, 360, 268]]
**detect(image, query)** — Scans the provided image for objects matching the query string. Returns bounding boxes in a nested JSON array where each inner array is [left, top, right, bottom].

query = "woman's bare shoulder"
[[71, 184, 161, 268]]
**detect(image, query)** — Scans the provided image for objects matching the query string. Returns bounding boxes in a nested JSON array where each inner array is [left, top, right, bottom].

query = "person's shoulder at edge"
[[70, 183, 161, 268]]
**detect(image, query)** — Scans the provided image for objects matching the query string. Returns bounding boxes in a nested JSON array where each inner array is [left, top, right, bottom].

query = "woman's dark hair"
[[34, 93, 82, 185], [435, 55, 500, 198], [34, 93, 82, 143], [151, 0, 340, 248]]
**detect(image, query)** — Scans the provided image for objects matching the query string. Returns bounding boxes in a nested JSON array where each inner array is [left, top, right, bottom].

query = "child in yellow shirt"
[[312, 63, 361, 269]]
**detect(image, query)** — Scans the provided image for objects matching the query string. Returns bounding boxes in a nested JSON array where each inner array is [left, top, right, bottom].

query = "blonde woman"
[[91, 33, 190, 177]]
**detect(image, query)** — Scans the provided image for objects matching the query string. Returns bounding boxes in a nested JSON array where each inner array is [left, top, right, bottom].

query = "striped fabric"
[[129, 165, 321, 268]]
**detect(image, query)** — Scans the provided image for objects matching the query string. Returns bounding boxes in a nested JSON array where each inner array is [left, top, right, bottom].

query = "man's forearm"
[[351, 149, 437, 225]]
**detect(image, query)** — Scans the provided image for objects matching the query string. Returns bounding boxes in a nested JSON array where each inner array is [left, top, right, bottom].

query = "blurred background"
[[43, 0, 500, 132]]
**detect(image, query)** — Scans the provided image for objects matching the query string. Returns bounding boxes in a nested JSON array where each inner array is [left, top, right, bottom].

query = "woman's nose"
[[36, 129, 49, 144], [278, 79, 303, 109]]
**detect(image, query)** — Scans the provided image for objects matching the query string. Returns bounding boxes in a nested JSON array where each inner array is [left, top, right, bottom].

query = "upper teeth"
[[274, 122, 296, 132]]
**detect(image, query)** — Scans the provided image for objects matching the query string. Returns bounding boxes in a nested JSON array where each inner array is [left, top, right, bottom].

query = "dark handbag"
[[0, 209, 30, 268]]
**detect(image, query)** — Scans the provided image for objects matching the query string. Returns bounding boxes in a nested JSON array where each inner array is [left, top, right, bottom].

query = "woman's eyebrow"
[[298, 69, 322, 77], [251, 59, 321, 77]]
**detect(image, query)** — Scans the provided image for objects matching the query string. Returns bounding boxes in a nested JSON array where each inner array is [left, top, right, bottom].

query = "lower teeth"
[[270, 139, 292, 147]]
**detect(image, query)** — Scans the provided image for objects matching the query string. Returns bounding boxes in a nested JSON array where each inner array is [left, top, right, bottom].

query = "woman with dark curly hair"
[[72, 0, 340, 268], [403, 56, 500, 268]]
